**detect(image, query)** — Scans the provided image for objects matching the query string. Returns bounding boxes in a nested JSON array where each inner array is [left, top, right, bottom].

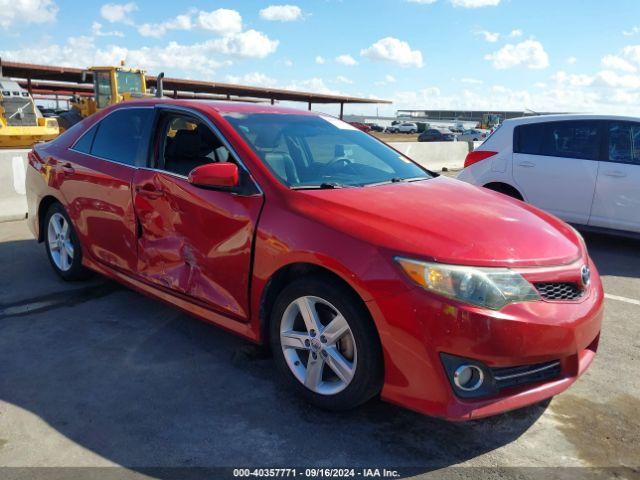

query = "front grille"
[[492, 360, 561, 390], [535, 282, 583, 301]]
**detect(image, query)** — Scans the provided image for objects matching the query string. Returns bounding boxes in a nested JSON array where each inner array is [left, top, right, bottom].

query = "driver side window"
[[160, 114, 231, 177]]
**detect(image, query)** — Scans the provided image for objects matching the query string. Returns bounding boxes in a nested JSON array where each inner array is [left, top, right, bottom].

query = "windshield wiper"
[[291, 182, 351, 190], [365, 176, 431, 187]]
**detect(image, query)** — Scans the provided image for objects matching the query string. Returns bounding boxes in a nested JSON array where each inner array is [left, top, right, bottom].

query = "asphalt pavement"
[[0, 219, 638, 479]]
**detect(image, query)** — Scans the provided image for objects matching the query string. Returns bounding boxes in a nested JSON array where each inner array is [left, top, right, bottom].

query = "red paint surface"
[[26, 99, 603, 420]]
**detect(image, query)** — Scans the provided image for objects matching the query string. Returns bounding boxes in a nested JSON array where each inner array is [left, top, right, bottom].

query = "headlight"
[[395, 257, 540, 310]]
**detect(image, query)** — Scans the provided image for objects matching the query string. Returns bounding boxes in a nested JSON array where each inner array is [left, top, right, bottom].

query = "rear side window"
[[514, 123, 545, 154], [91, 108, 154, 166], [515, 121, 600, 160], [72, 123, 98, 154], [608, 122, 640, 165]]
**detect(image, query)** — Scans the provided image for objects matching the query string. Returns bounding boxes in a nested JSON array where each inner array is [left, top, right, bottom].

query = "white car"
[[397, 122, 418, 134], [457, 114, 640, 235], [457, 129, 489, 142]]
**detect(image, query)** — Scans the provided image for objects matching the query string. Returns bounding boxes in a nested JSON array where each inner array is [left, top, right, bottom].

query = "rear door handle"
[[61, 162, 75, 175], [602, 170, 626, 178], [135, 185, 164, 199], [518, 161, 536, 168]]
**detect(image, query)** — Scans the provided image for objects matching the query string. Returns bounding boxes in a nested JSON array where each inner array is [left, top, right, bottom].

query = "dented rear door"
[[132, 168, 263, 321]]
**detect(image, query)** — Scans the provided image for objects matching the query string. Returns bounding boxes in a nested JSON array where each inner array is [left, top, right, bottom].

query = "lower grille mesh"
[[535, 282, 583, 301]]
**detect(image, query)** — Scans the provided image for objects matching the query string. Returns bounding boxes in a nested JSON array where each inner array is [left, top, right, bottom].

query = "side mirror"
[[188, 162, 239, 189]]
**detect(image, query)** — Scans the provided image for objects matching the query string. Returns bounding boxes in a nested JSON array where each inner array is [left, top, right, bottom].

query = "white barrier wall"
[[389, 141, 480, 172], [0, 149, 30, 223]]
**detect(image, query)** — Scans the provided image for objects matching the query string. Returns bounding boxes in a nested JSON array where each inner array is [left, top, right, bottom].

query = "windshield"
[[223, 113, 430, 188], [116, 71, 144, 94]]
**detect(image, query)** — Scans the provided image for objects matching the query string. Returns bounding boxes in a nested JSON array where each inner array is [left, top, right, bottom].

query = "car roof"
[[109, 98, 320, 116], [502, 113, 640, 126]]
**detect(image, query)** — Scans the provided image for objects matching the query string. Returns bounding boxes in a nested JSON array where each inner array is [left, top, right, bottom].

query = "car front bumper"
[[367, 257, 604, 421]]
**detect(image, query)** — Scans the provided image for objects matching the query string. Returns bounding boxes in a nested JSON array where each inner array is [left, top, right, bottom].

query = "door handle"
[[61, 162, 75, 175], [602, 170, 626, 178], [518, 161, 535, 168], [135, 185, 164, 199]]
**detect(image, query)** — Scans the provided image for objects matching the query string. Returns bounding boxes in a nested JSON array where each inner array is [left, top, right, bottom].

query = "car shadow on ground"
[[582, 231, 639, 279], [0, 238, 548, 476]]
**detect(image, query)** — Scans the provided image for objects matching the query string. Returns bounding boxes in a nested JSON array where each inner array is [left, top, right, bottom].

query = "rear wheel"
[[44, 203, 89, 281], [270, 276, 383, 411]]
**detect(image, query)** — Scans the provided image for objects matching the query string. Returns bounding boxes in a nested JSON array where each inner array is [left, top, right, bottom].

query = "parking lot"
[[0, 218, 638, 478]]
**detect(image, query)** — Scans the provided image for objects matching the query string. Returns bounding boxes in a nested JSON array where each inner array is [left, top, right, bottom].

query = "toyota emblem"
[[580, 265, 591, 287]]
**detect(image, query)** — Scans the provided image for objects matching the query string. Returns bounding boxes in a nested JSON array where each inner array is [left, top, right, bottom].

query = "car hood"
[[294, 176, 583, 267]]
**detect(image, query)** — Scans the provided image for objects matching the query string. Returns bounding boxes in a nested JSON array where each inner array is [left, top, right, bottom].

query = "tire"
[[44, 203, 90, 281], [270, 275, 383, 411]]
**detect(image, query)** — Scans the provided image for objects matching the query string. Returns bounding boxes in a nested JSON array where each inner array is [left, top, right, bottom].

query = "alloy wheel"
[[280, 295, 357, 395], [47, 212, 74, 272]]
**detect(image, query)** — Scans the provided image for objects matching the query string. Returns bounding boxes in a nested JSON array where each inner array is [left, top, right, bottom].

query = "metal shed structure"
[[0, 60, 391, 118]]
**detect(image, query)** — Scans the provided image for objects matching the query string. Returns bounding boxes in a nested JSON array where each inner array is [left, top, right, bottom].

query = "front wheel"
[[270, 276, 383, 411], [44, 203, 90, 281]]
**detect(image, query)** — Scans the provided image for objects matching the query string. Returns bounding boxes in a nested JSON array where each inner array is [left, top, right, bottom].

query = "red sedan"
[[26, 100, 603, 420]]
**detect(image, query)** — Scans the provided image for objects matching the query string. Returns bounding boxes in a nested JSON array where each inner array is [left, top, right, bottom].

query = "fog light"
[[453, 364, 484, 391]]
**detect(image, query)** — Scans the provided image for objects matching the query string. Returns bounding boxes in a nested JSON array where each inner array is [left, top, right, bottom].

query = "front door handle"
[[135, 185, 164, 199], [518, 161, 535, 168], [602, 170, 626, 178]]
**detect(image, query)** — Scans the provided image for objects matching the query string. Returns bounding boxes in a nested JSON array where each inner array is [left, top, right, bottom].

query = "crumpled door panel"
[[132, 169, 263, 321]]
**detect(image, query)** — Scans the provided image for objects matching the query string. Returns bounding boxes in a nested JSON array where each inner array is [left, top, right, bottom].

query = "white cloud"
[[224, 72, 278, 87], [197, 8, 242, 35], [485, 40, 549, 70], [361, 37, 424, 68], [385, 74, 396, 83], [567, 56, 577, 65], [92, 21, 124, 37], [100, 2, 137, 25], [601, 54, 637, 73], [623, 26, 640, 37], [284, 77, 341, 95], [137, 8, 242, 38], [460, 77, 483, 84], [406, 0, 437, 3], [336, 75, 353, 84], [283, 59, 294, 67], [335, 54, 358, 66], [0, 0, 58, 28], [509, 29, 523, 38], [475, 30, 500, 42], [259, 5, 302, 22], [211, 29, 279, 58], [450, 0, 500, 7], [315, 56, 325, 64]]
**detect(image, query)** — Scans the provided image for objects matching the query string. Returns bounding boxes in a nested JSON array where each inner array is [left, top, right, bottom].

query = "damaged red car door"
[[132, 108, 263, 321]]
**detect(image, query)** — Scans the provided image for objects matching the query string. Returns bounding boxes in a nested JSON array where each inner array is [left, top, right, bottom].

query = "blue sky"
[[2, 0, 640, 116]]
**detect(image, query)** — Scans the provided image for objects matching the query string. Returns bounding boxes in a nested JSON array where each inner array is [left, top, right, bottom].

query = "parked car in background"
[[457, 129, 488, 142], [26, 100, 602, 420], [418, 128, 456, 142], [458, 114, 640, 235], [365, 122, 384, 132], [385, 120, 402, 133], [397, 122, 418, 134], [348, 122, 371, 133]]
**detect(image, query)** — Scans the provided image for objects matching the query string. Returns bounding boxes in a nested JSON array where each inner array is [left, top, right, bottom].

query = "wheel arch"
[[483, 182, 524, 201], [258, 262, 377, 347], [36, 195, 62, 242]]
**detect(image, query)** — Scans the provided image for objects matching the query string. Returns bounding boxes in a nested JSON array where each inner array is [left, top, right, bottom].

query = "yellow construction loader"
[[0, 77, 59, 148], [58, 64, 163, 131]]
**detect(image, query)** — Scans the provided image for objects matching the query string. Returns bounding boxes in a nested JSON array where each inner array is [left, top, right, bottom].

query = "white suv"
[[457, 114, 640, 234], [397, 122, 418, 134]]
